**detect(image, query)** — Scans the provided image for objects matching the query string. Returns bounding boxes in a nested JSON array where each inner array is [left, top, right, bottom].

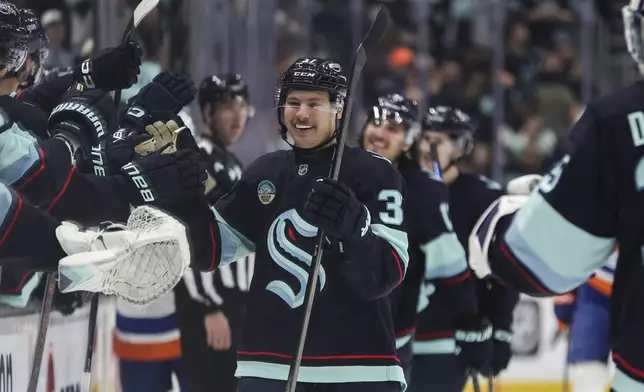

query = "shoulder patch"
[[257, 180, 276, 205]]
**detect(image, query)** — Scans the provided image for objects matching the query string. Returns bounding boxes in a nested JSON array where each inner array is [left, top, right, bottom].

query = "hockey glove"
[[302, 177, 369, 242], [104, 128, 153, 174], [454, 315, 494, 374], [491, 328, 512, 376], [73, 41, 142, 91], [48, 87, 118, 170], [118, 148, 208, 206], [122, 71, 197, 130]]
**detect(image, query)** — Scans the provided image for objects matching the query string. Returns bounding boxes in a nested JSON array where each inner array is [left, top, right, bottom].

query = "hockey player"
[[467, 1, 644, 389], [174, 73, 254, 392], [359, 94, 480, 385], [120, 57, 409, 391], [408, 106, 515, 391]]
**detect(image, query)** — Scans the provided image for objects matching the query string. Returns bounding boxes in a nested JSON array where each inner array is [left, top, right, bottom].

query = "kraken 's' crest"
[[266, 209, 326, 308]]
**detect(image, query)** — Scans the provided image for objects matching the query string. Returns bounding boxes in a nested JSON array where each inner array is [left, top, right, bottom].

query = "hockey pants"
[[407, 354, 467, 392], [238, 377, 401, 392]]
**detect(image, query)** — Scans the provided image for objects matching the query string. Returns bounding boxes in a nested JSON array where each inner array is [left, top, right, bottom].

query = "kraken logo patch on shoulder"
[[257, 180, 276, 205]]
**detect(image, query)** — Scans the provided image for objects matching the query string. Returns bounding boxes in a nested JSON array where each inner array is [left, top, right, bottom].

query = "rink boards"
[[0, 295, 611, 391]]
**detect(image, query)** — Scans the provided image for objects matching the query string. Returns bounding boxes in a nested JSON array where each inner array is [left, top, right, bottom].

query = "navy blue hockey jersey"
[[389, 157, 468, 349], [183, 145, 410, 387], [413, 172, 500, 354], [472, 81, 644, 390]]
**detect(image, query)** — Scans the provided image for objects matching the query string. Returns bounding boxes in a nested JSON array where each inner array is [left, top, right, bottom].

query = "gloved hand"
[[454, 315, 494, 375], [104, 128, 153, 175], [117, 148, 208, 206], [480, 281, 520, 377], [122, 71, 197, 130], [491, 328, 512, 376], [48, 86, 118, 169], [74, 41, 142, 90], [302, 177, 369, 242]]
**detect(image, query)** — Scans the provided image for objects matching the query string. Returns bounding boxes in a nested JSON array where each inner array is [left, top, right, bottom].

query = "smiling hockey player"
[[359, 94, 480, 386], [130, 57, 411, 392], [467, 1, 644, 390]]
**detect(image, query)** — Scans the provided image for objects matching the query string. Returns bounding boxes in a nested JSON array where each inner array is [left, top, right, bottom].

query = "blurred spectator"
[[41, 9, 74, 69]]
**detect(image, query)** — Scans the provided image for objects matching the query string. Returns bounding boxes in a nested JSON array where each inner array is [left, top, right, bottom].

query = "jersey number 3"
[[378, 190, 403, 225]]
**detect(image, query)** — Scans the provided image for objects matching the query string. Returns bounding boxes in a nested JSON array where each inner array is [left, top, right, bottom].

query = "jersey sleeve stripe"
[[13, 147, 45, 192], [503, 193, 615, 293], [45, 165, 75, 212], [371, 223, 409, 273], [420, 233, 467, 280], [211, 206, 256, 265]]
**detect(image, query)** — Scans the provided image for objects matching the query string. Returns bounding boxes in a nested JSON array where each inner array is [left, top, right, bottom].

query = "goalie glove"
[[56, 206, 191, 305], [122, 71, 197, 130], [468, 195, 528, 279], [74, 42, 142, 91]]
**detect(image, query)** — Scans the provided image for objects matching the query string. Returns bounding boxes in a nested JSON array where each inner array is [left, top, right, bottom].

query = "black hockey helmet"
[[276, 57, 347, 148], [0, 2, 30, 78], [19, 8, 49, 88], [364, 93, 421, 147], [422, 106, 476, 155], [198, 73, 251, 111]]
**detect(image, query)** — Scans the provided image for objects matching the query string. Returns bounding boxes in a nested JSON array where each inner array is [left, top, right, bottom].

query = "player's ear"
[[201, 103, 211, 126]]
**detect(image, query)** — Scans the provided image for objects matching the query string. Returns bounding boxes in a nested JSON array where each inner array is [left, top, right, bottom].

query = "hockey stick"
[[429, 146, 484, 392], [284, 7, 391, 392], [27, 272, 57, 392], [82, 294, 99, 391], [113, 0, 160, 106], [470, 370, 481, 392]]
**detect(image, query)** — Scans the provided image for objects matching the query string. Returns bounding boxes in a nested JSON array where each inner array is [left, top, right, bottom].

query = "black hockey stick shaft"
[[113, 0, 160, 106], [83, 294, 99, 391], [27, 272, 57, 392], [284, 7, 391, 392], [470, 369, 481, 392]]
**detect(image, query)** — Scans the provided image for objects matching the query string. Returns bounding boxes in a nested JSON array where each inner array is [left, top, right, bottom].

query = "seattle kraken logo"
[[266, 209, 326, 308]]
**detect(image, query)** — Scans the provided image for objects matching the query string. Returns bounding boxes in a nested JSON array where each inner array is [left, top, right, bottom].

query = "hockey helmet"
[[0, 1, 30, 76], [365, 93, 421, 147], [276, 57, 347, 146], [422, 106, 476, 155], [19, 8, 49, 87], [198, 73, 251, 112], [624, 0, 644, 65]]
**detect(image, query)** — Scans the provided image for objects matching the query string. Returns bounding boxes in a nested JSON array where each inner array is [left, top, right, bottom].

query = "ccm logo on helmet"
[[293, 72, 316, 77]]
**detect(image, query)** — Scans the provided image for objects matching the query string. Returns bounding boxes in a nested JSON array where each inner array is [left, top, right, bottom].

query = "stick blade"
[[358, 6, 392, 59], [133, 0, 160, 28]]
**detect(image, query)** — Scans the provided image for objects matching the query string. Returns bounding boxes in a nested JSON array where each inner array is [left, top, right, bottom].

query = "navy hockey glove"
[[74, 41, 142, 91], [454, 315, 494, 374], [491, 328, 512, 376], [48, 87, 118, 171], [104, 128, 153, 174], [118, 148, 208, 206], [122, 71, 196, 130], [302, 177, 369, 242]]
